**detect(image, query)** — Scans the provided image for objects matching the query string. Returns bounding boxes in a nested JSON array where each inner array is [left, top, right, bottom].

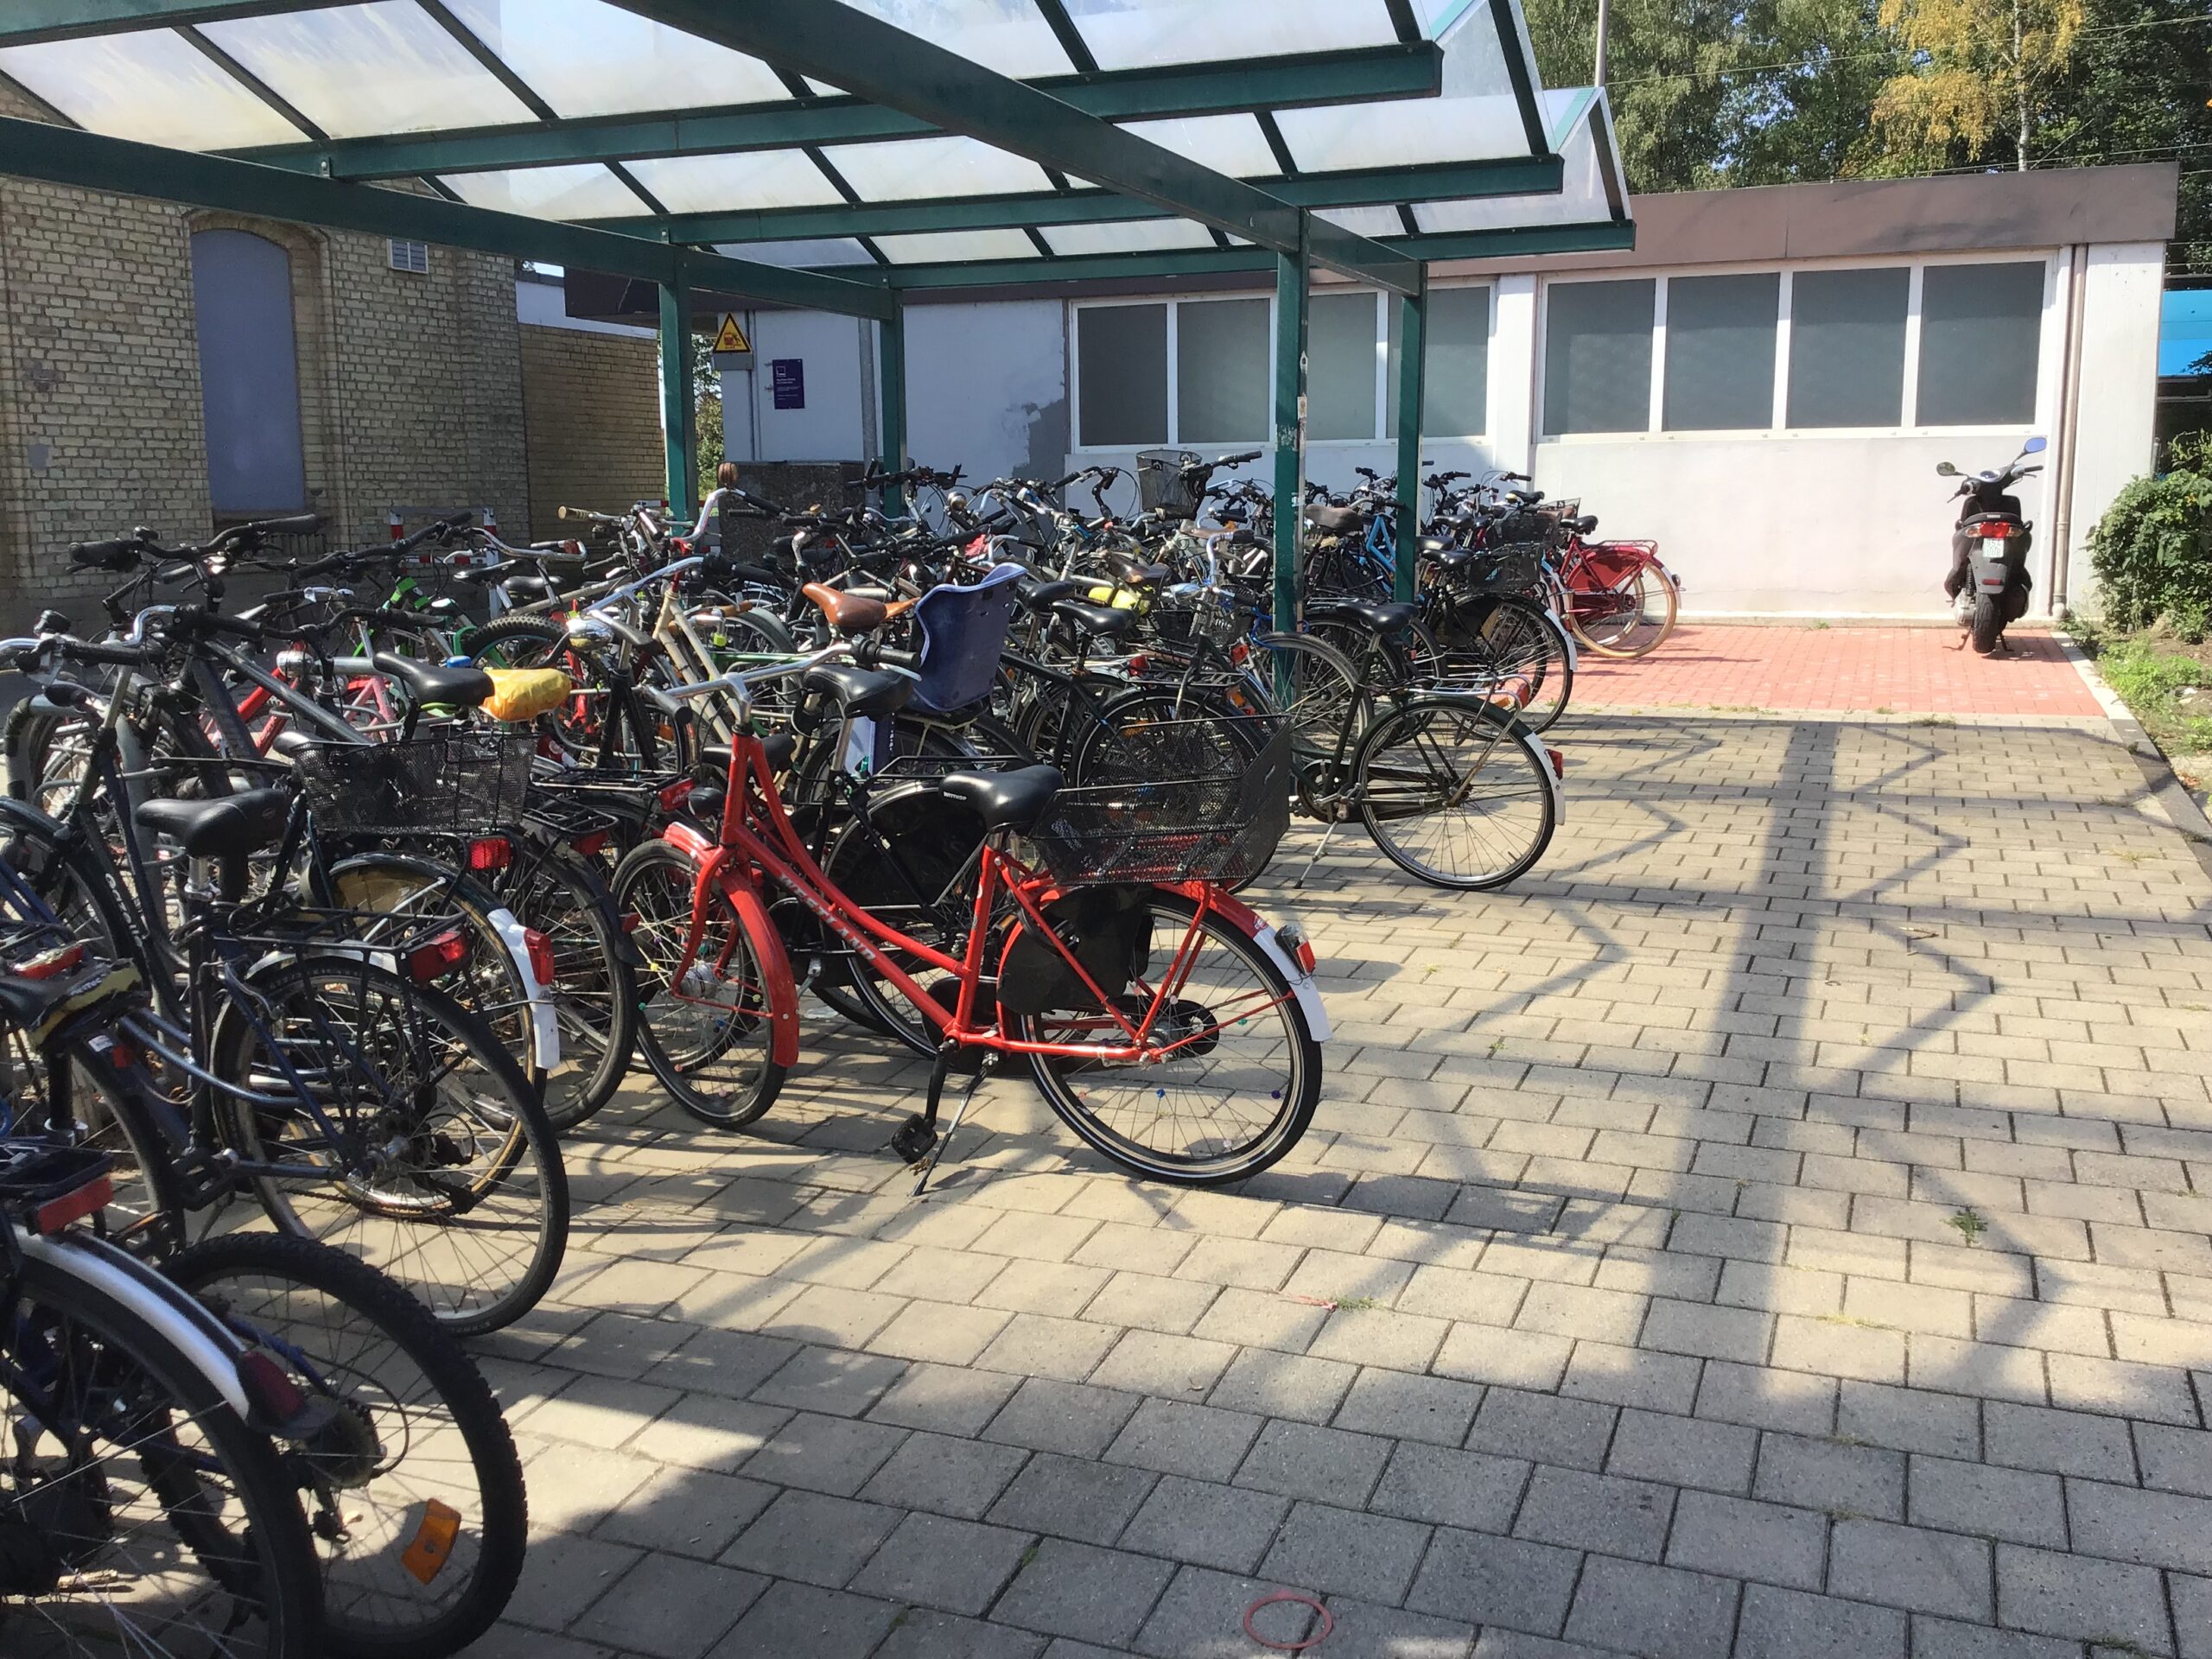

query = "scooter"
[[1937, 435, 2045, 656]]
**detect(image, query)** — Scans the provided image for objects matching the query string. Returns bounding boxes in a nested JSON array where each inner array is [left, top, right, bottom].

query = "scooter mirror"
[[2022, 435, 2049, 454], [1935, 462, 1960, 477]]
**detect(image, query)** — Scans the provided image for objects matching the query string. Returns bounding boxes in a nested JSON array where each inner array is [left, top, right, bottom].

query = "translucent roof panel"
[[627, 150, 845, 213], [1040, 219, 1217, 256], [1315, 206, 1408, 238], [828, 2, 1076, 79], [442, 0, 791, 117], [1062, 0, 1400, 72], [874, 228, 1039, 264], [1412, 90, 1617, 232], [443, 164, 649, 219], [820, 135, 1055, 200], [0, 30, 305, 149], [1117, 115, 1279, 180], [1274, 3, 1529, 168], [714, 238, 875, 268], [200, 3, 535, 139]]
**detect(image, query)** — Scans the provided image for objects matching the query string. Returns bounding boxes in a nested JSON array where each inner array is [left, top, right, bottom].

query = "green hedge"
[[2091, 434, 2212, 638]]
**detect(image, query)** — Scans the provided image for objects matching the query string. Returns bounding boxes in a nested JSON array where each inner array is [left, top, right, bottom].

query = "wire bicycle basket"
[[1135, 449, 1206, 520], [292, 730, 535, 837], [1024, 718, 1291, 887]]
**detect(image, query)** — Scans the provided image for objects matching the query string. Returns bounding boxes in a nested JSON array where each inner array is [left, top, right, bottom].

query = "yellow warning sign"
[[712, 313, 750, 354]]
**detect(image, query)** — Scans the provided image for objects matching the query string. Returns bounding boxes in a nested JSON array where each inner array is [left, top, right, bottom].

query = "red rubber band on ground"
[[1243, 1590, 1332, 1651]]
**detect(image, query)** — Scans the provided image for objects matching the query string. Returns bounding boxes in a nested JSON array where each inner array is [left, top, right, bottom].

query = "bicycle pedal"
[[889, 1113, 938, 1166]]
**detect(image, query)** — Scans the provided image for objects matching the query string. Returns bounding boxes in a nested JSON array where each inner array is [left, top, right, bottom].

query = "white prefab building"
[[677, 164, 2175, 621]]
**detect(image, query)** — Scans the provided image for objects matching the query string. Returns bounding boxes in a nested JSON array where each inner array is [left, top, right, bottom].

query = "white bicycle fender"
[[21, 1232, 253, 1418], [1252, 924, 1332, 1044], [487, 905, 560, 1074]]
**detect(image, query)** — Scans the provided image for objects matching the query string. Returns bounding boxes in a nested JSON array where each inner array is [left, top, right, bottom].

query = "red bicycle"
[[1551, 524, 1680, 658], [608, 645, 1329, 1187]]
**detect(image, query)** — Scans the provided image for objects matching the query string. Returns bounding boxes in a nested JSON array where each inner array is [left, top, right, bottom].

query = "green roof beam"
[[0, 113, 897, 318], [868, 219, 1635, 291], [594, 156, 1563, 247], [614, 0, 1421, 296], [227, 44, 1445, 181]]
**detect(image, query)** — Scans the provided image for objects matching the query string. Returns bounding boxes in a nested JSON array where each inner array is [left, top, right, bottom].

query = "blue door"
[[190, 229, 307, 513]]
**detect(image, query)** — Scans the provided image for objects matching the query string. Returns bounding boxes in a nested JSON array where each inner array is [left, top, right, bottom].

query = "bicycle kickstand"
[[1294, 816, 1340, 888], [892, 1044, 997, 1196]]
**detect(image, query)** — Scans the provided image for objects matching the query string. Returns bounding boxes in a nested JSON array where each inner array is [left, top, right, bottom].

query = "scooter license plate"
[[1981, 537, 2009, 555]]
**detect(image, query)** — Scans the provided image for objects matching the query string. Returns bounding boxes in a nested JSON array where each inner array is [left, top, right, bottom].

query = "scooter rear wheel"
[[1969, 594, 2003, 655]]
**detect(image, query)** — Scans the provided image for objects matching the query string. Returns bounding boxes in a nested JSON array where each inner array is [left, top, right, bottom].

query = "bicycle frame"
[[659, 725, 1298, 1068]]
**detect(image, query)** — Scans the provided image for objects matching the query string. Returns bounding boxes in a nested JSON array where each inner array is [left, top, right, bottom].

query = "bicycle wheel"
[[326, 853, 545, 1098], [461, 614, 605, 761], [496, 842, 639, 1132], [612, 840, 787, 1128], [1248, 632, 1371, 751], [1571, 558, 1678, 658], [0, 1246, 321, 1659], [163, 1231, 526, 1659], [1354, 696, 1558, 891], [1064, 683, 1265, 787], [817, 783, 992, 1059], [210, 957, 568, 1335], [1008, 891, 1321, 1185], [1475, 596, 1574, 732]]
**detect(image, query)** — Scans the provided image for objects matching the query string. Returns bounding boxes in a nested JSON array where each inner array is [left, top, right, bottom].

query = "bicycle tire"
[[325, 853, 546, 1096], [1, 1244, 322, 1659], [495, 842, 639, 1132], [1010, 891, 1321, 1185], [1353, 696, 1558, 891], [209, 956, 568, 1335], [1569, 556, 1678, 658], [1474, 596, 1573, 733], [163, 1230, 527, 1659], [612, 839, 788, 1128], [459, 614, 607, 761]]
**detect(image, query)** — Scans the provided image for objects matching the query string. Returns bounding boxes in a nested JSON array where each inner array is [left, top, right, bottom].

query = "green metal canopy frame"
[[0, 0, 1635, 620]]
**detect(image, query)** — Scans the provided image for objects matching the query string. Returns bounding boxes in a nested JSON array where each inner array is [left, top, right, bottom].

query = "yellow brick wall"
[[518, 324, 666, 537]]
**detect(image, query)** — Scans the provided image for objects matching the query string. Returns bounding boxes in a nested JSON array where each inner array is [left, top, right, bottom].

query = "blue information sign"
[[770, 358, 805, 410]]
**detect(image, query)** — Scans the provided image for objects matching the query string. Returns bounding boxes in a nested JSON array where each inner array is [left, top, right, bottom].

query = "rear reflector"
[[466, 837, 512, 872], [235, 1349, 308, 1425], [1546, 747, 1567, 779], [11, 942, 84, 981], [522, 926, 556, 987], [407, 930, 470, 983], [658, 779, 695, 813], [31, 1174, 111, 1236], [574, 830, 610, 857]]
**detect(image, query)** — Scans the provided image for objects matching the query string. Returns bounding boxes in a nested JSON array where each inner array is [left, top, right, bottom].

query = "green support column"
[[1393, 279, 1427, 603], [878, 298, 907, 515], [1271, 232, 1310, 636], [658, 268, 696, 520]]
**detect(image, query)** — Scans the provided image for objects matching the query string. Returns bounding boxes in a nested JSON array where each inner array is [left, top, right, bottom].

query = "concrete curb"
[[2054, 630, 2212, 858]]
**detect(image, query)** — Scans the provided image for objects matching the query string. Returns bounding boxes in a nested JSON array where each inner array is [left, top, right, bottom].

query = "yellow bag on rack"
[[482, 667, 573, 723]]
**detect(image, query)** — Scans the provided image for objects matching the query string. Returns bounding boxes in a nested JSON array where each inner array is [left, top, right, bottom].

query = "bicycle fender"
[[486, 903, 562, 1076], [21, 1231, 253, 1418], [661, 825, 801, 1069], [1164, 883, 1331, 1044]]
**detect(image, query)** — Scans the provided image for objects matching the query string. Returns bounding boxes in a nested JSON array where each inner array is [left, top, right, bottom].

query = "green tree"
[[1870, 0, 2085, 171], [692, 331, 725, 501]]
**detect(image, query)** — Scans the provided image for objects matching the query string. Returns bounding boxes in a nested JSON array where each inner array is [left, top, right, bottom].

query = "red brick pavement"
[[1572, 625, 2101, 717]]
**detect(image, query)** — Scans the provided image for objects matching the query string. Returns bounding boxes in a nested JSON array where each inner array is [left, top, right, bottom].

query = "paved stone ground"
[[1574, 627, 2101, 719], [464, 703, 2212, 1659]]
